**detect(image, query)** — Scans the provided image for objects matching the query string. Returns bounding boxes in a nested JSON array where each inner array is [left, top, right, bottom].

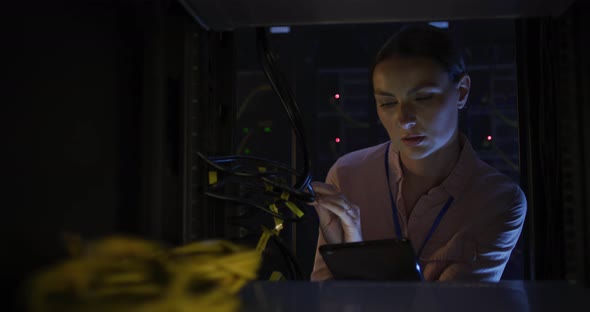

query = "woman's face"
[[373, 56, 470, 160]]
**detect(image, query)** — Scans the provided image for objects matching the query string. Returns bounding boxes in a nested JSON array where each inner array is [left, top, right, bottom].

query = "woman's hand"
[[310, 182, 362, 244]]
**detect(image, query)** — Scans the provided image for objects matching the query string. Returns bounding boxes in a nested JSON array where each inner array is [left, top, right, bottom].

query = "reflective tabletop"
[[239, 281, 589, 312]]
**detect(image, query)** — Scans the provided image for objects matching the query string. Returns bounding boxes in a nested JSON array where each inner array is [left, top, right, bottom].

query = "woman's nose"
[[399, 119, 417, 129], [398, 103, 417, 129]]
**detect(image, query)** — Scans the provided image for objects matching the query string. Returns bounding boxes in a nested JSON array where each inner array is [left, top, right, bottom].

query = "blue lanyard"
[[384, 142, 454, 259]]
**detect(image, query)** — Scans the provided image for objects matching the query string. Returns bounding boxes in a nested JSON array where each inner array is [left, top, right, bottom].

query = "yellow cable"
[[208, 171, 218, 185], [280, 192, 290, 201], [285, 201, 305, 218], [269, 271, 285, 281], [29, 237, 261, 312]]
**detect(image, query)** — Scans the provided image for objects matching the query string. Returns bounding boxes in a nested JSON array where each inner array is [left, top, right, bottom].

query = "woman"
[[310, 25, 526, 282]]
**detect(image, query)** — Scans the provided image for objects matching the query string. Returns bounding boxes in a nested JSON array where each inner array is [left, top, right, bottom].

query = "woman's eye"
[[380, 102, 397, 107], [415, 94, 434, 101]]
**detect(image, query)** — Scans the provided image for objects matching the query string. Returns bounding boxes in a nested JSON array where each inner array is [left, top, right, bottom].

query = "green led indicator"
[[244, 148, 251, 155], [264, 127, 272, 133], [243, 127, 249, 133]]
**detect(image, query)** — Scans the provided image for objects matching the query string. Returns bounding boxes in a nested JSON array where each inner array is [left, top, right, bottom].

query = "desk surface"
[[239, 281, 589, 312]]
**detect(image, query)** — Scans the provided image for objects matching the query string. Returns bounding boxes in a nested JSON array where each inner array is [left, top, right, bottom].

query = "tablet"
[[319, 238, 423, 281]]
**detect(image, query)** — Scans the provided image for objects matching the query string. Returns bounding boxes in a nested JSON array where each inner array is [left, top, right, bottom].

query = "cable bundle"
[[198, 28, 314, 280], [28, 236, 261, 312]]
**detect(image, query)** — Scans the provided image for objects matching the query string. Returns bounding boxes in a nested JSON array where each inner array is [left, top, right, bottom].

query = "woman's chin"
[[401, 146, 432, 160]]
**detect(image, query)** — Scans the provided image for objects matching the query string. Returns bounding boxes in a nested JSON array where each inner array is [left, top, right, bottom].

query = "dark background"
[[5, 0, 143, 281], [2, 0, 590, 310]]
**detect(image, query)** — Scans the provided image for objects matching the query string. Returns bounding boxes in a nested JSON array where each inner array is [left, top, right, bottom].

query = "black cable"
[[271, 234, 305, 280], [197, 152, 257, 177], [259, 176, 315, 202], [197, 152, 281, 178], [255, 27, 312, 191], [209, 154, 302, 176], [204, 191, 304, 222], [205, 163, 314, 203], [199, 152, 315, 202], [195, 28, 315, 281], [200, 28, 315, 207], [198, 152, 313, 195]]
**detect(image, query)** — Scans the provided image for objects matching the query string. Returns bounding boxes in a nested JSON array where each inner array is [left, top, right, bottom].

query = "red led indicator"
[[334, 94, 340, 99], [487, 135, 493, 141], [335, 137, 341, 143]]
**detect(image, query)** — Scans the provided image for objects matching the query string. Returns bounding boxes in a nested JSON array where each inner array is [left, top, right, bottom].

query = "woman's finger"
[[318, 194, 358, 218], [310, 182, 340, 196], [317, 196, 359, 223], [317, 199, 362, 243], [307, 182, 337, 205]]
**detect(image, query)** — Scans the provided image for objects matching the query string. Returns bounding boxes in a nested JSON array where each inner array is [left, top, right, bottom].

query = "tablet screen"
[[319, 238, 423, 281]]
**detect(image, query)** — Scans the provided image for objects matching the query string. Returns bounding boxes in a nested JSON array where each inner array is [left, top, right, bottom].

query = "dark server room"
[[3, 0, 590, 311]]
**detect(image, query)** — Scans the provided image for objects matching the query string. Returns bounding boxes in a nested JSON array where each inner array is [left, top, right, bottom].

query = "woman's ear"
[[457, 74, 471, 109]]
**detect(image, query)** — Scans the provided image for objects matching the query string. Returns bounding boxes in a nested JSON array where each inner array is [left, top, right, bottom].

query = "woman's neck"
[[400, 132, 462, 191]]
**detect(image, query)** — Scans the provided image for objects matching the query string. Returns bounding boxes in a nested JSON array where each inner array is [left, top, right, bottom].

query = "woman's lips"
[[401, 136, 426, 146]]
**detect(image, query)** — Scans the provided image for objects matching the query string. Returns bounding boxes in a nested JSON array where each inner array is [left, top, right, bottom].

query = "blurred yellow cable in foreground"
[[27, 236, 261, 312]]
